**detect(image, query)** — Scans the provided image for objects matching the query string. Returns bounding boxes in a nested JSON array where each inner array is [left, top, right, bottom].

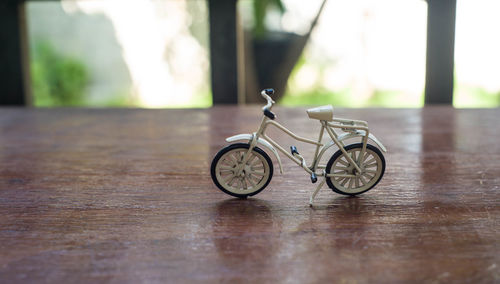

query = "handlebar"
[[261, 88, 275, 111]]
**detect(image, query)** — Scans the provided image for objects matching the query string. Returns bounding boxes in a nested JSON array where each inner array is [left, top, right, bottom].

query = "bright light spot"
[[63, 0, 208, 108], [455, 0, 500, 92], [283, 0, 427, 106], [294, 65, 319, 90]]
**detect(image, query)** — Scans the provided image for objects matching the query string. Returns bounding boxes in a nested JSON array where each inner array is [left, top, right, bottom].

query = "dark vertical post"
[[0, 1, 28, 105], [424, 0, 457, 105], [208, 0, 239, 104]]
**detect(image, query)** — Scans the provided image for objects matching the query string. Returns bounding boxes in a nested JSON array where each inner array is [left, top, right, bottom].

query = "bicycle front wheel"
[[326, 143, 385, 195], [211, 143, 273, 198]]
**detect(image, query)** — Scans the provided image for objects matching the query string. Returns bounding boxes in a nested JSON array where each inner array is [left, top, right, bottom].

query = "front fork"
[[234, 134, 259, 176], [235, 116, 268, 176]]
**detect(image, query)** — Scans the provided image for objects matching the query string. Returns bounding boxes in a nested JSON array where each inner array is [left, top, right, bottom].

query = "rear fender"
[[337, 131, 387, 152], [314, 131, 387, 170]]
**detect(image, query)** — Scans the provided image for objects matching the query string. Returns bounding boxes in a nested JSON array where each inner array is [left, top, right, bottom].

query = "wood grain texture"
[[0, 106, 498, 283]]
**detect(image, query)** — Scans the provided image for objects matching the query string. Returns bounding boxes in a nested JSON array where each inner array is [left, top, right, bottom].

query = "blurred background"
[[25, 0, 500, 108]]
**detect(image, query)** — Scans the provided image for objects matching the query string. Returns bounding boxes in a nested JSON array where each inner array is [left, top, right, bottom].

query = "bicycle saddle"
[[306, 105, 334, 121]]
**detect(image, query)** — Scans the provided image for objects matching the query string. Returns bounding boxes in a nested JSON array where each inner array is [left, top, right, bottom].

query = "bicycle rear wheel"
[[326, 143, 385, 195]]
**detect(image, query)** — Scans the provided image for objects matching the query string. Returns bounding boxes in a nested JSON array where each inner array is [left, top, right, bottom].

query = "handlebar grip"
[[264, 88, 274, 95], [263, 108, 275, 120]]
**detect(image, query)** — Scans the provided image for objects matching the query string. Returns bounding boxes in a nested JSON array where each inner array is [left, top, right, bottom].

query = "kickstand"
[[309, 176, 326, 206]]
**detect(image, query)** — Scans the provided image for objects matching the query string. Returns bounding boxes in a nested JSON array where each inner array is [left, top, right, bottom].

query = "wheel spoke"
[[250, 174, 262, 183], [337, 159, 349, 166], [219, 165, 234, 171], [355, 177, 360, 188], [228, 153, 238, 166], [227, 176, 237, 187], [350, 151, 356, 161], [246, 176, 256, 188], [221, 158, 232, 166], [251, 171, 265, 177], [359, 175, 368, 185], [334, 165, 348, 171], [340, 177, 349, 186], [237, 151, 245, 163], [251, 165, 264, 171], [235, 178, 242, 189], [364, 162, 378, 168], [223, 174, 235, 183], [362, 152, 372, 162], [348, 178, 353, 189], [364, 158, 375, 165], [362, 172, 374, 180], [219, 173, 232, 181], [365, 169, 377, 174], [251, 160, 261, 168]]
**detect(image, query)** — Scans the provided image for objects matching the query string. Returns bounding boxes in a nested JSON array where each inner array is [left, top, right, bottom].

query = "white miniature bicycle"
[[210, 89, 387, 205]]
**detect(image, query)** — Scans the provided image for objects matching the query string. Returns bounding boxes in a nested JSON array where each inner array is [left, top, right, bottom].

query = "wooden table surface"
[[0, 106, 498, 283]]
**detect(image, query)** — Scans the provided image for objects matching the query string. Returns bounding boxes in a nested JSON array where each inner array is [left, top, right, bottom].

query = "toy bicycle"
[[210, 89, 387, 205]]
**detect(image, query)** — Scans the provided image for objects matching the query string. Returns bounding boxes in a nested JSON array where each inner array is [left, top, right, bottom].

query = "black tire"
[[211, 143, 273, 198], [326, 143, 385, 196]]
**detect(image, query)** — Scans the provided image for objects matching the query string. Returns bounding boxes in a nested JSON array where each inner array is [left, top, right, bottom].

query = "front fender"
[[226, 134, 284, 174]]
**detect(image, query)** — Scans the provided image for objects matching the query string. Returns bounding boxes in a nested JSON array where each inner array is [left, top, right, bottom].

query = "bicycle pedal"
[[290, 146, 299, 156], [310, 173, 317, 183]]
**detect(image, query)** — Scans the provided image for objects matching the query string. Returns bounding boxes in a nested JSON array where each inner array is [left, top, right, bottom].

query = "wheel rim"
[[215, 148, 270, 195], [330, 147, 383, 194]]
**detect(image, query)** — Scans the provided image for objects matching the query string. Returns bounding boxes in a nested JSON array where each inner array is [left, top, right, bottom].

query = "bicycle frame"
[[230, 112, 384, 181], [255, 115, 368, 178]]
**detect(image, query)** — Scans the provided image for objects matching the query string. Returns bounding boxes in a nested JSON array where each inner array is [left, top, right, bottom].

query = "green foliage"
[[454, 85, 500, 108], [280, 88, 352, 106], [99, 90, 140, 107], [31, 42, 89, 106], [190, 90, 212, 108], [282, 86, 425, 108], [253, 0, 285, 39], [367, 90, 424, 108]]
